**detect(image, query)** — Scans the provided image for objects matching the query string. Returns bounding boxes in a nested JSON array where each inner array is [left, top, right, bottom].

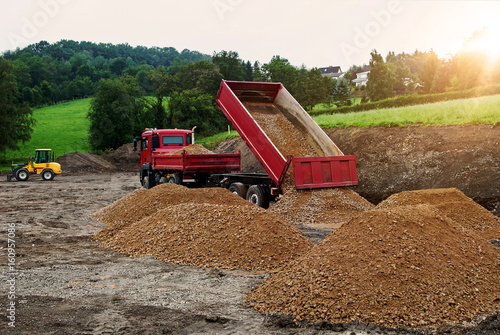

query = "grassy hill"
[[313, 94, 500, 128], [2, 99, 91, 170]]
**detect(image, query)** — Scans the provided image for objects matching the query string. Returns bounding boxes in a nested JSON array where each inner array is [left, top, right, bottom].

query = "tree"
[[109, 57, 128, 76], [0, 58, 36, 156], [252, 61, 266, 82], [148, 66, 173, 128], [419, 51, 440, 94], [88, 76, 145, 150], [366, 50, 395, 101], [243, 61, 253, 81], [174, 61, 223, 97], [295, 67, 332, 110], [261, 56, 298, 94], [168, 89, 227, 136], [332, 77, 352, 107], [212, 51, 245, 81]]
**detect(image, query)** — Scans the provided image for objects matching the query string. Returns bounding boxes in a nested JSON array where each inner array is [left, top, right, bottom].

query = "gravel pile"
[[94, 183, 313, 272], [376, 188, 500, 240], [247, 201, 500, 328]]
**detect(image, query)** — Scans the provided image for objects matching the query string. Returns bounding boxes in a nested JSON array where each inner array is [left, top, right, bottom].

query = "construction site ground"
[[1, 124, 499, 335]]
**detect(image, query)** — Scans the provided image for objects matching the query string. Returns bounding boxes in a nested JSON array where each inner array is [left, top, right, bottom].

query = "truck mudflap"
[[292, 154, 358, 189]]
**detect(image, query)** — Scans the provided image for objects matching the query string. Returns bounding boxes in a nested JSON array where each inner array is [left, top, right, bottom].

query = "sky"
[[1, 0, 499, 70]]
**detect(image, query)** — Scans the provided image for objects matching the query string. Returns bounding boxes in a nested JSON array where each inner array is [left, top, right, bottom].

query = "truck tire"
[[16, 168, 29, 181], [246, 185, 269, 208], [168, 174, 181, 184], [228, 182, 247, 198], [142, 176, 150, 189], [41, 169, 55, 181], [143, 175, 156, 189]]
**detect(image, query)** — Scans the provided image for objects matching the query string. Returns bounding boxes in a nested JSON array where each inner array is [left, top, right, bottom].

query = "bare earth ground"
[[0, 125, 499, 334], [0, 173, 381, 335]]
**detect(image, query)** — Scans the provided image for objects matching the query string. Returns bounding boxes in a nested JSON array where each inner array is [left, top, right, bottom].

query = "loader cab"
[[34, 149, 53, 164]]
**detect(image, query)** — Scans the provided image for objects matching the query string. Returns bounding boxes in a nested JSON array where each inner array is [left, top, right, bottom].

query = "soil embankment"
[[326, 125, 500, 216]]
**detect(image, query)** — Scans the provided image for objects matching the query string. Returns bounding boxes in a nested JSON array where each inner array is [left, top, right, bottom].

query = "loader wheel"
[[41, 169, 55, 181], [228, 182, 247, 198], [16, 168, 29, 181], [246, 185, 268, 208]]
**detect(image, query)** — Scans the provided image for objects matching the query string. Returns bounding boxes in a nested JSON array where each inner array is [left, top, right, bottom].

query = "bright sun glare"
[[461, 26, 500, 60]]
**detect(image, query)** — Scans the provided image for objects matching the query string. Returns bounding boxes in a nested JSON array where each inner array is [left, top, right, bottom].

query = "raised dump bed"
[[216, 80, 357, 189]]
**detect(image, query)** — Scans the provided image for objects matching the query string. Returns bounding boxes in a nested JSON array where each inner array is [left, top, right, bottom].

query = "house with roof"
[[352, 65, 371, 87], [319, 66, 343, 78]]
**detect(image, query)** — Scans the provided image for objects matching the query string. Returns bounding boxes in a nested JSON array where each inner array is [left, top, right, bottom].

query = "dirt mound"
[[94, 183, 252, 240], [94, 183, 313, 272], [214, 137, 266, 173], [56, 152, 116, 174], [376, 188, 500, 240], [95, 202, 312, 272], [269, 187, 374, 227], [326, 125, 500, 216], [104, 143, 139, 171], [246, 204, 500, 328]]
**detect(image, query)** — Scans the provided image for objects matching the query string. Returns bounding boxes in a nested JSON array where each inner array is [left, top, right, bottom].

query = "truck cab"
[[136, 128, 193, 165]]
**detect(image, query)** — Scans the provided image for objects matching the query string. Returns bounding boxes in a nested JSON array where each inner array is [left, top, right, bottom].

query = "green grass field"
[[2, 99, 92, 170], [313, 94, 500, 128]]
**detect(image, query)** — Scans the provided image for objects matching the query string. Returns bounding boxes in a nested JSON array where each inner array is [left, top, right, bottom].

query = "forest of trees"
[[2, 37, 499, 151]]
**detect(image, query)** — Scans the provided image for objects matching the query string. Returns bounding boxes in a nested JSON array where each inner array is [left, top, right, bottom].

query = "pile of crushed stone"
[[94, 183, 312, 272], [247, 191, 500, 329], [56, 152, 116, 174], [376, 188, 500, 240]]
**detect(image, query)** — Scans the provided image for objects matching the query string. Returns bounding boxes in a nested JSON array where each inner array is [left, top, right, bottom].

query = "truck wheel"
[[142, 176, 150, 189], [168, 174, 181, 184], [246, 185, 268, 208], [41, 169, 55, 181], [16, 168, 29, 181], [228, 182, 247, 198]]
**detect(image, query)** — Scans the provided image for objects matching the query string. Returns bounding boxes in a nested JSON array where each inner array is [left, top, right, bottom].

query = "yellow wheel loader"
[[7, 149, 62, 182]]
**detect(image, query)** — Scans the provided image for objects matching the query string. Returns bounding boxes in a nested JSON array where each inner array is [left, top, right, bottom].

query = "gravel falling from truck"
[[241, 100, 374, 226]]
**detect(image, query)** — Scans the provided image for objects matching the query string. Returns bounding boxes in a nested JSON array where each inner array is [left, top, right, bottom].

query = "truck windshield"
[[163, 136, 184, 146]]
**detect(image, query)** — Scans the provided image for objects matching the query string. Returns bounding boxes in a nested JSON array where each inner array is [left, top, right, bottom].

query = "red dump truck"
[[136, 80, 358, 207]]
